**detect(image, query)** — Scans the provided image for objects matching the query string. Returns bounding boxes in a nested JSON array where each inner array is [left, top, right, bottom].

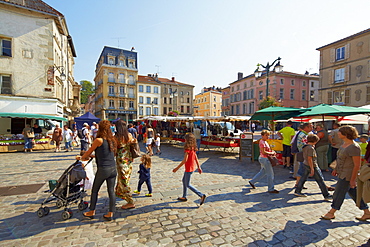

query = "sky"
[[46, 0, 370, 95]]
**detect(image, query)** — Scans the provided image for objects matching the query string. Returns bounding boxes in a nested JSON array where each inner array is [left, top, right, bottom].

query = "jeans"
[[316, 145, 329, 170], [137, 178, 152, 194], [24, 138, 33, 149], [250, 157, 275, 191], [331, 147, 339, 162], [90, 166, 117, 212], [331, 177, 369, 211], [65, 141, 72, 150], [295, 165, 329, 198], [196, 139, 201, 154], [182, 172, 204, 198]]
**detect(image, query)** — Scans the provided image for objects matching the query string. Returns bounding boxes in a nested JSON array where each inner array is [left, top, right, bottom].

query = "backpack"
[[291, 131, 305, 162], [77, 128, 84, 139]]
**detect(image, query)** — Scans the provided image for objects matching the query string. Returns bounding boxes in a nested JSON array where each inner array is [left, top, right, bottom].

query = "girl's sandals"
[[103, 213, 113, 221], [121, 204, 135, 210], [321, 212, 335, 220], [355, 214, 370, 221]]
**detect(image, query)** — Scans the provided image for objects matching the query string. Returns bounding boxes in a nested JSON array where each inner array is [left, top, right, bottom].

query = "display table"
[[201, 136, 239, 152], [0, 138, 54, 152]]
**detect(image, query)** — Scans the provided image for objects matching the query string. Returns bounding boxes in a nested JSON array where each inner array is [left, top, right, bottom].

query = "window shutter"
[[329, 70, 334, 84], [367, 87, 370, 102], [345, 65, 351, 81], [345, 43, 350, 59], [368, 60, 370, 77], [330, 49, 335, 63], [344, 89, 350, 105], [328, 91, 333, 104]]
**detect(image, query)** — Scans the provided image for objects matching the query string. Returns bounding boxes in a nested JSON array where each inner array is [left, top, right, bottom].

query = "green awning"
[[0, 112, 67, 122]]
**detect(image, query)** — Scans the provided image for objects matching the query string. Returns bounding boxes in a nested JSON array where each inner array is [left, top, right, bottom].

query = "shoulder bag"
[[267, 155, 279, 167], [130, 139, 141, 159]]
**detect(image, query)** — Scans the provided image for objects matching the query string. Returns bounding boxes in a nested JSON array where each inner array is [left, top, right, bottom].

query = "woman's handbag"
[[267, 155, 279, 167], [130, 139, 140, 159]]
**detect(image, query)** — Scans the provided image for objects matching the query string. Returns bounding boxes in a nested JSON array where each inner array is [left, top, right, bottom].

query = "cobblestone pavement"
[[0, 142, 369, 247]]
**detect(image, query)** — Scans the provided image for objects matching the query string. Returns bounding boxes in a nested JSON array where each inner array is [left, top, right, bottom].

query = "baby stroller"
[[37, 159, 92, 220]]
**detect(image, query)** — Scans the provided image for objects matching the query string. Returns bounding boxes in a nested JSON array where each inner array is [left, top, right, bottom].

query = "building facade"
[[228, 71, 319, 115], [137, 75, 161, 117], [0, 0, 80, 120], [317, 28, 370, 106], [94, 46, 138, 121], [194, 87, 222, 117], [221, 86, 230, 116]]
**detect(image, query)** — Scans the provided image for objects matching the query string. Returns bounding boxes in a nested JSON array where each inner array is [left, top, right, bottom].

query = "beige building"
[[194, 87, 222, 117], [94, 46, 138, 121], [317, 28, 370, 106], [137, 75, 161, 117], [0, 0, 80, 121]]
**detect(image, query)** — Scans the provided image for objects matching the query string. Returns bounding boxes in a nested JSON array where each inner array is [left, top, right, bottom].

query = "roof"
[[316, 28, 370, 50], [0, 0, 63, 17], [96, 46, 137, 69], [138, 74, 194, 87]]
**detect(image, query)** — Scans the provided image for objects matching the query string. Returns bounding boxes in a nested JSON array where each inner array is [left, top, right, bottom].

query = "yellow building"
[[317, 28, 370, 106], [194, 87, 222, 117], [94, 46, 138, 121]]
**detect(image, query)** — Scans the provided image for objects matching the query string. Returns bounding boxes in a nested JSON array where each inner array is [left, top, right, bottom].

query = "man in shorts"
[[278, 121, 295, 168]]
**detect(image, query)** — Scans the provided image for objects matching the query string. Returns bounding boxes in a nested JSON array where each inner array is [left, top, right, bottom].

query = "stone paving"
[[0, 142, 369, 247]]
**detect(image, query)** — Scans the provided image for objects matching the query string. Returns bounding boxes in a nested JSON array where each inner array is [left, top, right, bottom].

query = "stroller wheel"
[[62, 210, 73, 220], [56, 200, 64, 208], [78, 201, 88, 211], [43, 207, 50, 216], [37, 208, 45, 218]]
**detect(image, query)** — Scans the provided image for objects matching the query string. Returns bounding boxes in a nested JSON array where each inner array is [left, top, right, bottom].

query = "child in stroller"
[[37, 159, 92, 220]]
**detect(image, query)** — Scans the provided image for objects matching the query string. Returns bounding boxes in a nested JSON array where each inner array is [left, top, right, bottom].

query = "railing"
[[108, 78, 115, 83], [118, 80, 126, 84], [119, 94, 126, 97], [108, 93, 115, 97], [128, 80, 136, 85], [128, 94, 135, 98]]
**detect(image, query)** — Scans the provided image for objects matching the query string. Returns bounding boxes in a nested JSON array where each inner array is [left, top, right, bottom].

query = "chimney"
[[171, 77, 175, 82], [237, 72, 243, 80]]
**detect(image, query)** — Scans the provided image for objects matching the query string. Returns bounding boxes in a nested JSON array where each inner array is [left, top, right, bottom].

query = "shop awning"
[[0, 112, 67, 122]]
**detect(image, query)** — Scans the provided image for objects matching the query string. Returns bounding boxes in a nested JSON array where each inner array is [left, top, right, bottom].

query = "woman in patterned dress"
[[115, 120, 136, 209]]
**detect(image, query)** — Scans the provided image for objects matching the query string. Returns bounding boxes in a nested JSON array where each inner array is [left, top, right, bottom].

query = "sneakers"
[[177, 197, 187, 201], [133, 190, 140, 194], [324, 195, 333, 201], [145, 193, 152, 197], [294, 192, 307, 197]]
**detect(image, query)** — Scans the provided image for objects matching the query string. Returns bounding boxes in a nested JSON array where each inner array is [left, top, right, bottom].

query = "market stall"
[[0, 134, 53, 152]]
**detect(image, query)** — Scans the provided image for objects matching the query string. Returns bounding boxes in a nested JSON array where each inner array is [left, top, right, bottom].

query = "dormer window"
[[119, 60, 125, 66], [109, 58, 114, 65]]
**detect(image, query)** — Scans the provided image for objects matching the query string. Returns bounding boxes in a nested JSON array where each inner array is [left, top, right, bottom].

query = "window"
[[310, 90, 315, 101], [109, 86, 114, 95], [214, 96, 216, 102], [153, 98, 158, 104], [244, 83, 247, 89], [109, 58, 114, 65], [129, 61, 134, 68], [302, 90, 306, 100], [243, 103, 247, 114], [180, 91, 183, 95], [163, 107, 167, 115], [154, 87, 158, 94], [139, 96, 143, 104], [1, 38, 11, 57], [139, 106, 143, 115], [302, 81, 306, 87], [213, 104, 216, 109], [187, 106, 190, 113], [119, 100, 124, 108], [109, 100, 114, 108], [280, 79, 284, 85], [154, 107, 158, 115], [119, 86, 124, 95], [128, 75, 134, 84], [231, 87, 234, 92], [334, 68, 345, 83], [311, 81, 315, 87], [187, 98, 190, 103], [108, 72, 114, 82], [243, 91, 247, 100], [291, 80, 295, 86], [146, 107, 151, 115], [169, 88, 172, 94], [164, 97, 167, 104], [139, 85, 143, 92], [236, 104, 240, 115], [204, 97, 207, 102], [237, 85, 240, 90], [0, 75, 12, 94], [146, 97, 151, 104], [279, 88, 284, 99], [146, 86, 151, 93], [119, 60, 125, 66], [259, 91, 263, 100], [290, 89, 295, 100], [119, 73, 125, 83], [129, 101, 134, 108], [181, 106, 184, 112], [336, 46, 345, 61]]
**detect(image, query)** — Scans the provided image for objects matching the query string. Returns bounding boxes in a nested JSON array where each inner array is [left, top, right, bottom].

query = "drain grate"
[[0, 183, 45, 196]]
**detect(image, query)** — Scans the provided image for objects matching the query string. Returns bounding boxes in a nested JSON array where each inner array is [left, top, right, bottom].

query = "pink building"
[[228, 71, 319, 115]]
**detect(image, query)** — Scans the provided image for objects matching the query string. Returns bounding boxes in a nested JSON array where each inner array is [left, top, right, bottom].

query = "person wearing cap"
[[91, 122, 99, 140], [81, 123, 91, 151], [155, 133, 161, 155]]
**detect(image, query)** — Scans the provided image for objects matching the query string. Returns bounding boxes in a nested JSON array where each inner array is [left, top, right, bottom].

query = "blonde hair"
[[307, 133, 319, 143], [261, 130, 270, 136], [141, 154, 152, 169]]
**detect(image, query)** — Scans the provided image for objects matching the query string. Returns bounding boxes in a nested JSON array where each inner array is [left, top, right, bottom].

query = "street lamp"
[[254, 57, 283, 97], [55, 66, 66, 81]]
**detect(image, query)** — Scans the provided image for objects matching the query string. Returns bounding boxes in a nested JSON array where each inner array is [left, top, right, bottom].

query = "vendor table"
[[0, 138, 53, 152], [201, 136, 239, 152]]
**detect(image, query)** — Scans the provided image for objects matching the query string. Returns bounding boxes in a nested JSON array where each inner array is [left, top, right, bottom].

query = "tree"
[[80, 80, 94, 104], [258, 96, 282, 110]]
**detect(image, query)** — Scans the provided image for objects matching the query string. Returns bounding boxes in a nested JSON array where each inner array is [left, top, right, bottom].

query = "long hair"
[[96, 120, 117, 154], [141, 154, 152, 169], [115, 120, 130, 145], [184, 133, 198, 151]]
